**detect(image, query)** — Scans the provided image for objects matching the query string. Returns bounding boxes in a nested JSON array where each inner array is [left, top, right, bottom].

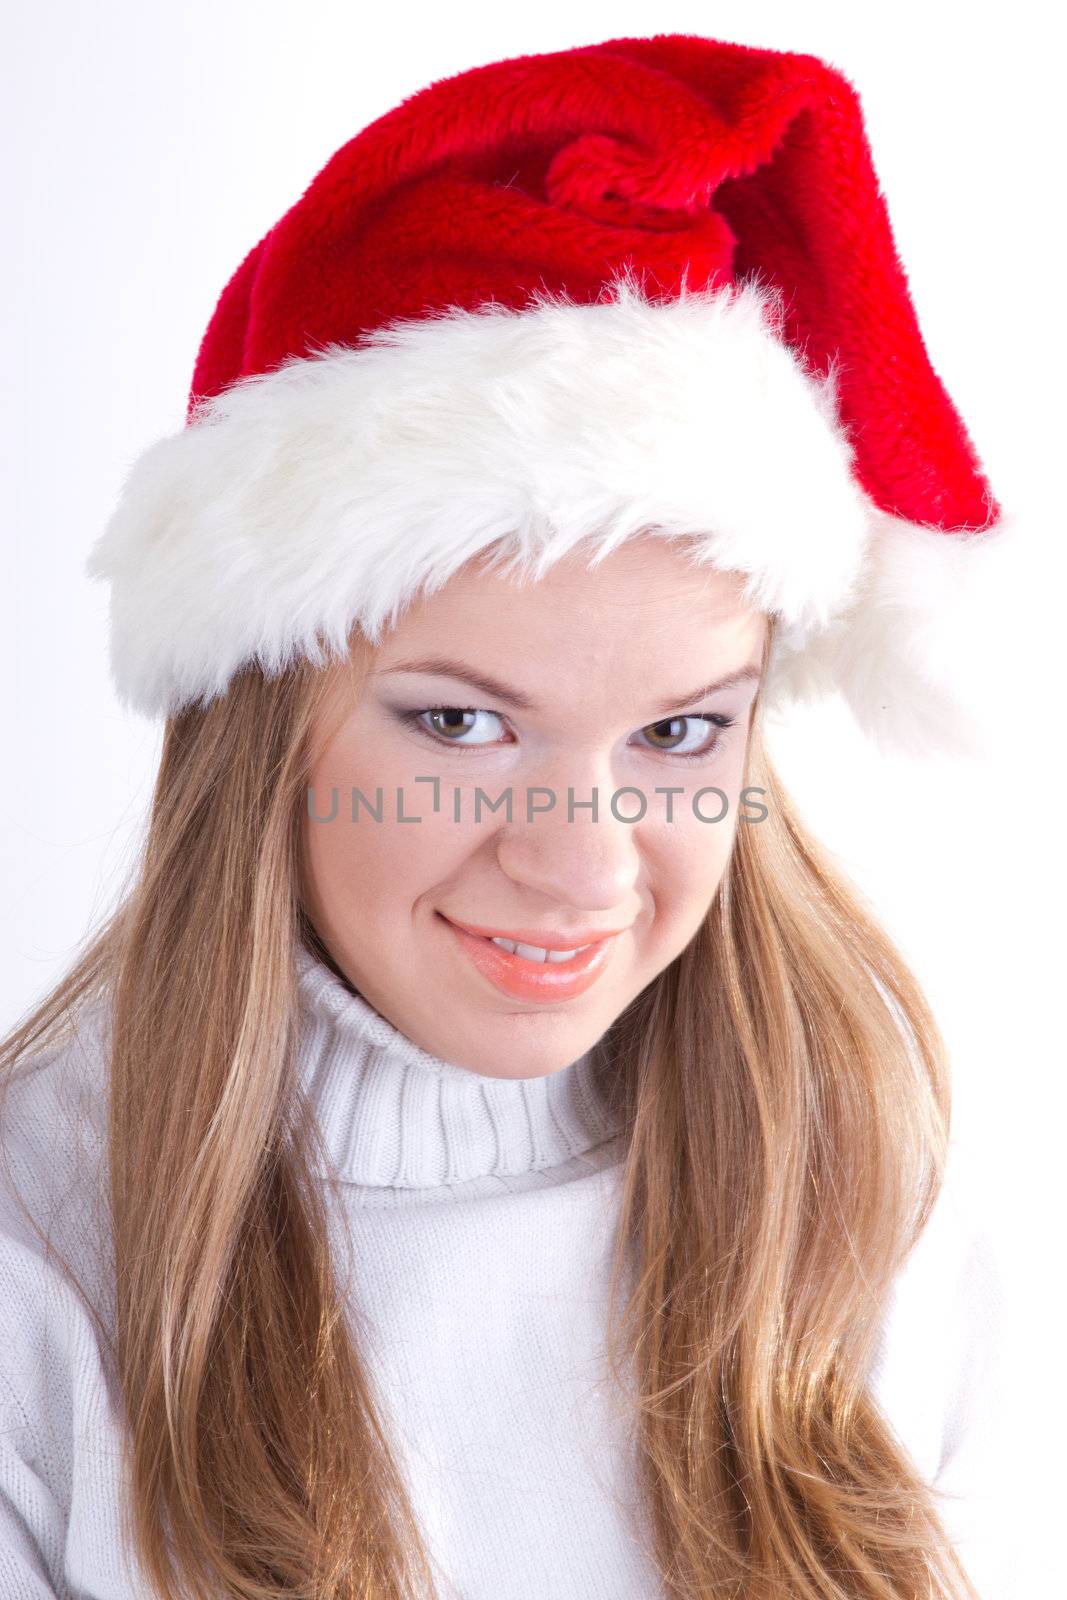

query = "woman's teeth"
[[489, 937, 593, 963]]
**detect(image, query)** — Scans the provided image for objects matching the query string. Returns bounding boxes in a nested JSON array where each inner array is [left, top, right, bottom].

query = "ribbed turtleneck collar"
[[294, 939, 626, 1190]]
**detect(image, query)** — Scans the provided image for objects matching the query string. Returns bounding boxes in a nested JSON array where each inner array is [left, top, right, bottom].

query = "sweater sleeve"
[[0, 1366, 66, 1599], [931, 1209, 1009, 1599], [868, 1147, 1012, 1600], [0, 1178, 134, 1600], [0, 1007, 113, 1600]]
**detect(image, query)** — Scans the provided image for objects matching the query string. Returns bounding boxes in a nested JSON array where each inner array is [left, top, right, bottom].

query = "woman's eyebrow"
[[377, 657, 762, 716], [648, 664, 762, 715], [377, 658, 537, 710]]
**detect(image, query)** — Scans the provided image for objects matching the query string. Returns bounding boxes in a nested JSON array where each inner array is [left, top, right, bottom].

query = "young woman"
[[1, 33, 1010, 1600]]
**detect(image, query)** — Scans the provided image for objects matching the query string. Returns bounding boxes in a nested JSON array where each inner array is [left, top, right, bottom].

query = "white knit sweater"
[[0, 941, 1008, 1599]]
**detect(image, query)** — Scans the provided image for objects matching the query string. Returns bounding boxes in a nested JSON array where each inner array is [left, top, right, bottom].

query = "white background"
[[3, 4, 1062, 1591]]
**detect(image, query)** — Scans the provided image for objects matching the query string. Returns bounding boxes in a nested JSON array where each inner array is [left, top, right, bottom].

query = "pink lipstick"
[[438, 914, 623, 1002]]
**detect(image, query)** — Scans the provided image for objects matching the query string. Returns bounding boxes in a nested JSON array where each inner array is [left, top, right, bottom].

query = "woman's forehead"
[[382, 537, 763, 641]]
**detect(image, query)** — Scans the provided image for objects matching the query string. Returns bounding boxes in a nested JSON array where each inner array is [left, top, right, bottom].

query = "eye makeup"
[[386, 704, 740, 763]]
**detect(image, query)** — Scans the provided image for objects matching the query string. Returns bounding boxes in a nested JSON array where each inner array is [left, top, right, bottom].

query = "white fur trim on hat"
[[85, 276, 1009, 754], [763, 505, 1023, 759]]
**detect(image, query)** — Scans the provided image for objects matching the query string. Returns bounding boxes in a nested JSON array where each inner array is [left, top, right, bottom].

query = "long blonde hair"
[[0, 618, 980, 1600]]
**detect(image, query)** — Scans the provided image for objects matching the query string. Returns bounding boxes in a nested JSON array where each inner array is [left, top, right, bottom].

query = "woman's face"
[[302, 536, 767, 1078]]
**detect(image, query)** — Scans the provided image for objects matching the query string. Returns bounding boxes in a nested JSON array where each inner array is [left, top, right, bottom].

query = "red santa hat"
[[86, 32, 1017, 756]]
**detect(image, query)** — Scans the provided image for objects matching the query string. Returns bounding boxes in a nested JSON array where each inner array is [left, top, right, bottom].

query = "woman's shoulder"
[[0, 988, 114, 1297], [869, 1143, 1002, 1459], [868, 1140, 1009, 1594], [0, 992, 132, 1599]]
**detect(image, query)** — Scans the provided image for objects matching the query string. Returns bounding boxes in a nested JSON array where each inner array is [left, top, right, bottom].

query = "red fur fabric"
[[190, 33, 997, 535]]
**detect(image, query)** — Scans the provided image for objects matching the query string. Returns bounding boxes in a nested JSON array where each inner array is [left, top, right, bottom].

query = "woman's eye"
[[397, 706, 736, 760], [633, 714, 737, 760], [406, 707, 509, 746]]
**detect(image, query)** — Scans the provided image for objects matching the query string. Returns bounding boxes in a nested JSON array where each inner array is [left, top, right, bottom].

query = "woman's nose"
[[492, 766, 643, 910]]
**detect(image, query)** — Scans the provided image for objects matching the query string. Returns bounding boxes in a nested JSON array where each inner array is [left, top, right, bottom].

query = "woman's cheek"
[[653, 759, 749, 887]]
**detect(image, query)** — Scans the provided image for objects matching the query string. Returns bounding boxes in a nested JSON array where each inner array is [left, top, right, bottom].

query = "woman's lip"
[[439, 915, 621, 1002], [441, 916, 630, 951]]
